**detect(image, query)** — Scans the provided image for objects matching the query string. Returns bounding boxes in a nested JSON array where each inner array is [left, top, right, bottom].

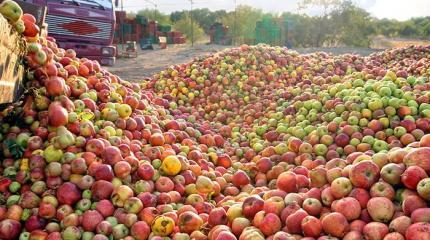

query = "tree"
[[298, 0, 343, 47], [220, 5, 265, 44], [173, 13, 206, 42], [170, 9, 227, 34], [330, 1, 374, 47], [137, 9, 171, 25], [170, 11, 186, 23]]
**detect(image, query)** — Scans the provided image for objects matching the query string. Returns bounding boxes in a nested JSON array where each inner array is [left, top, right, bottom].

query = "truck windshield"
[[58, 0, 112, 9]]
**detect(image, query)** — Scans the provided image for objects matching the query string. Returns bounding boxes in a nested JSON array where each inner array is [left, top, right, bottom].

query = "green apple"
[[350, 138, 360, 147], [34, 50, 47, 65], [76, 199, 91, 211], [368, 99, 383, 111], [312, 101, 322, 111], [0, 0, 23, 23], [335, 104, 346, 115], [19, 232, 30, 240], [274, 143, 288, 155], [116, 104, 132, 118], [373, 140, 389, 152], [256, 125, 267, 136], [378, 86, 391, 97], [43, 145, 63, 163], [314, 144, 328, 156], [348, 116, 359, 125], [385, 128, 394, 137], [359, 118, 368, 127], [276, 124, 288, 133], [385, 106, 396, 116], [16, 132, 30, 148], [393, 89, 403, 99], [88, 90, 98, 101], [304, 125, 316, 135], [252, 142, 263, 152], [82, 232, 94, 240], [62, 226, 81, 240], [403, 91, 415, 101], [13, 19, 25, 33], [362, 135, 375, 145]]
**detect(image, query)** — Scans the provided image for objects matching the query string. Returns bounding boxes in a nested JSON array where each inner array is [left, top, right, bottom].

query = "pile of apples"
[[1, 5, 430, 240]]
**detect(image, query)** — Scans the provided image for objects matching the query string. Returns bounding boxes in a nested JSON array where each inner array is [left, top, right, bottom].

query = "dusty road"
[[106, 44, 227, 82]]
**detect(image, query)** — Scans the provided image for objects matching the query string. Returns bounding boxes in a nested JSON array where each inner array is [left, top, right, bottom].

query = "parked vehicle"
[[19, 0, 117, 65]]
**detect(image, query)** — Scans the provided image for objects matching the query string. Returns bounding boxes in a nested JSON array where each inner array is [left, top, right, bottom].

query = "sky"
[[120, 0, 430, 21]]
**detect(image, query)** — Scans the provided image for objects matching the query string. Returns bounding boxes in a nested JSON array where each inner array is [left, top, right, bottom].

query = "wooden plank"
[[0, 14, 25, 105]]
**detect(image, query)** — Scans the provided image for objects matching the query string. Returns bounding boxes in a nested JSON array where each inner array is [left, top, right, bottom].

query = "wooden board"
[[0, 14, 26, 105]]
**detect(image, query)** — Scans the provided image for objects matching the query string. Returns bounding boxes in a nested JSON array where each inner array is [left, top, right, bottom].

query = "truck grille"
[[46, 15, 111, 40]]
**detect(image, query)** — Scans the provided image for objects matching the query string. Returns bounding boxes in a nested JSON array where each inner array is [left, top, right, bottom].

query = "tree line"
[[131, 0, 430, 47]]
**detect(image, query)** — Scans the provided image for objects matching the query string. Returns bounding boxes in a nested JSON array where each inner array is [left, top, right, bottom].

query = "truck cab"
[[19, 0, 116, 66]]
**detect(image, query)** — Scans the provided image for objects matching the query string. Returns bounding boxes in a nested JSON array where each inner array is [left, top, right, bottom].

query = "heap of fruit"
[[0, 1, 430, 239], [146, 45, 430, 161]]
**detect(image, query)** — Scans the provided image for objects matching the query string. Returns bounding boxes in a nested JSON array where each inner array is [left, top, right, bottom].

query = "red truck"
[[19, 0, 117, 65]]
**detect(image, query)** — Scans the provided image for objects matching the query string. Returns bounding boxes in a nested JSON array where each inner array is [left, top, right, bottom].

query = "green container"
[[158, 25, 172, 32], [150, 35, 158, 43], [261, 16, 272, 26], [167, 37, 173, 44], [121, 24, 132, 34], [136, 15, 148, 25]]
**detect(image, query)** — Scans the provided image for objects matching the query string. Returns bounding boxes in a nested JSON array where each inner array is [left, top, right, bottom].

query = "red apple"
[[178, 211, 203, 234], [321, 212, 349, 238], [285, 209, 308, 234], [253, 211, 281, 236], [208, 207, 228, 227], [402, 195, 427, 215], [367, 197, 394, 223], [403, 147, 430, 172], [363, 222, 388, 240], [48, 102, 68, 127], [302, 198, 322, 216], [389, 216, 411, 235], [402, 166, 428, 189], [349, 188, 371, 209], [130, 221, 150, 240], [82, 210, 103, 231], [276, 172, 297, 193], [91, 180, 114, 201], [411, 208, 430, 223], [96, 199, 115, 217], [56, 182, 81, 205], [242, 195, 264, 219], [232, 170, 250, 187], [101, 146, 123, 166], [370, 181, 395, 200], [301, 216, 322, 238], [332, 197, 361, 221], [405, 223, 430, 240], [349, 160, 380, 189], [0, 219, 21, 240], [263, 196, 285, 216]]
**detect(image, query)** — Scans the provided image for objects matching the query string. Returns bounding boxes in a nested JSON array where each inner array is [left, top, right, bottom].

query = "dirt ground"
[[371, 36, 430, 49], [107, 37, 430, 82], [107, 44, 227, 82]]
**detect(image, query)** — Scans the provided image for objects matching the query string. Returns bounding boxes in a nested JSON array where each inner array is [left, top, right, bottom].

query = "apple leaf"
[[4, 138, 24, 159]]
